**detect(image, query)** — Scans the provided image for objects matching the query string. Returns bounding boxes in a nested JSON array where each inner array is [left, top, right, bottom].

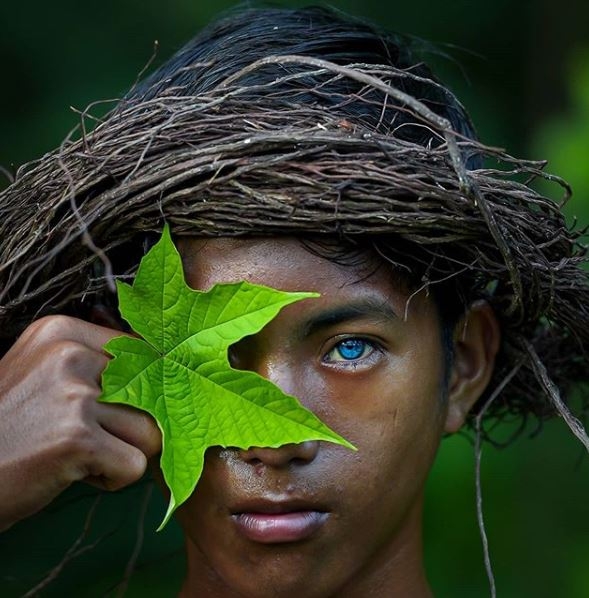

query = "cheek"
[[313, 348, 445, 445], [173, 450, 237, 558], [322, 351, 446, 500]]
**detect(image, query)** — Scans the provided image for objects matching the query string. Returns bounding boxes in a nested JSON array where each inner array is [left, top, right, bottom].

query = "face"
[[173, 237, 449, 597]]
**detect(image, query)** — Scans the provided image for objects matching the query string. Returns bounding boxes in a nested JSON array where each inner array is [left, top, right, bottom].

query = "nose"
[[239, 440, 320, 469], [230, 338, 320, 469]]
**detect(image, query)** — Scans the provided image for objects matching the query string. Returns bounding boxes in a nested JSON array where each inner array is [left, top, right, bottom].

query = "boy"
[[0, 7, 587, 596]]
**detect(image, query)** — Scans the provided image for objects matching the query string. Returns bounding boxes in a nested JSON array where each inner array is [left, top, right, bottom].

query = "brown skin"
[[0, 235, 499, 597], [0, 316, 161, 531], [173, 237, 500, 598]]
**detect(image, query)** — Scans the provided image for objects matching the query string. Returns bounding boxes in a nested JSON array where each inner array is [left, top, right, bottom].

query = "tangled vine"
[[1, 53, 587, 447]]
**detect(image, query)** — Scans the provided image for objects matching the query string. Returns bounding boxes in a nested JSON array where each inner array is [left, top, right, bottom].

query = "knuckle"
[[56, 398, 97, 447], [27, 315, 76, 341], [63, 414, 94, 444], [62, 381, 100, 404], [51, 339, 81, 361], [50, 340, 89, 372], [56, 420, 96, 461]]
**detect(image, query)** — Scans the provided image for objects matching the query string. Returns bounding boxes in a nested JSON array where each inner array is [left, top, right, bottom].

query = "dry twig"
[[0, 53, 587, 436]]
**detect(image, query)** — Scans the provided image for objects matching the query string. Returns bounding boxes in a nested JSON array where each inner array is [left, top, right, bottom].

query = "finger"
[[82, 427, 149, 492], [68, 345, 110, 384], [95, 402, 162, 459], [20, 315, 128, 354], [85, 351, 111, 384], [39, 340, 111, 385]]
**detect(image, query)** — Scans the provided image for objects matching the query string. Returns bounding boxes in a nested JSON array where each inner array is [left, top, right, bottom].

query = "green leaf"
[[99, 225, 354, 529]]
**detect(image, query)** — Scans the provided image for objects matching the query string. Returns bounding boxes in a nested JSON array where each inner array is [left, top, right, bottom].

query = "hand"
[[0, 315, 162, 531]]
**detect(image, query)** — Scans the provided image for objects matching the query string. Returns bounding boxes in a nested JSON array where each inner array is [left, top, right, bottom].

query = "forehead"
[[176, 236, 434, 321], [180, 236, 373, 289]]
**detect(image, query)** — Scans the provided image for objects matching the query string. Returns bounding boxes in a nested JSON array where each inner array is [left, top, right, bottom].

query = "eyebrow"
[[299, 298, 399, 338]]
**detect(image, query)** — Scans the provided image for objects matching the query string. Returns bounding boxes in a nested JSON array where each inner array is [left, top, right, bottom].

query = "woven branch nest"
[[1, 56, 588, 442]]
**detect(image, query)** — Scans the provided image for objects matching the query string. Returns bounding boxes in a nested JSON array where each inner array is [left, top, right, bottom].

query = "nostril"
[[239, 441, 320, 469], [239, 450, 263, 466]]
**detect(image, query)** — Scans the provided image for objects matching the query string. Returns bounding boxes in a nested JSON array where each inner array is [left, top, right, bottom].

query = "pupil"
[[338, 339, 364, 359]]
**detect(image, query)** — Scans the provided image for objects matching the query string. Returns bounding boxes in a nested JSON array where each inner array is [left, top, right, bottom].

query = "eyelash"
[[322, 337, 381, 370]]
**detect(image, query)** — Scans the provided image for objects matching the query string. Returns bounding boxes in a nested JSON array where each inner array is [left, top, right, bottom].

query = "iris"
[[334, 338, 369, 360]]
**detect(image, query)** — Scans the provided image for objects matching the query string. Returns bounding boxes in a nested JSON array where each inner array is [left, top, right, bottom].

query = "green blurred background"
[[1, 1, 588, 596]]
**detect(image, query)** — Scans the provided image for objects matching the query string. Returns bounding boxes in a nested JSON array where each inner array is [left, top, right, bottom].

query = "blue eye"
[[325, 338, 374, 363], [337, 339, 367, 359]]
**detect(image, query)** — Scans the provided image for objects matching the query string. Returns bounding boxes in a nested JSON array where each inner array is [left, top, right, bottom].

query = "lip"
[[231, 499, 329, 544]]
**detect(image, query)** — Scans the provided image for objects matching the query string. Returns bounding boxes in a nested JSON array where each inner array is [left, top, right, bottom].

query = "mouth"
[[231, 499, 329, 544]]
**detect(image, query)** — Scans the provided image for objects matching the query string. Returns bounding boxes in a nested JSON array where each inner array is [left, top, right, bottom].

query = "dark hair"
[[127, 5, 472, 367], [0, 6, 587, 441], [131, 6, 480, 159]]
